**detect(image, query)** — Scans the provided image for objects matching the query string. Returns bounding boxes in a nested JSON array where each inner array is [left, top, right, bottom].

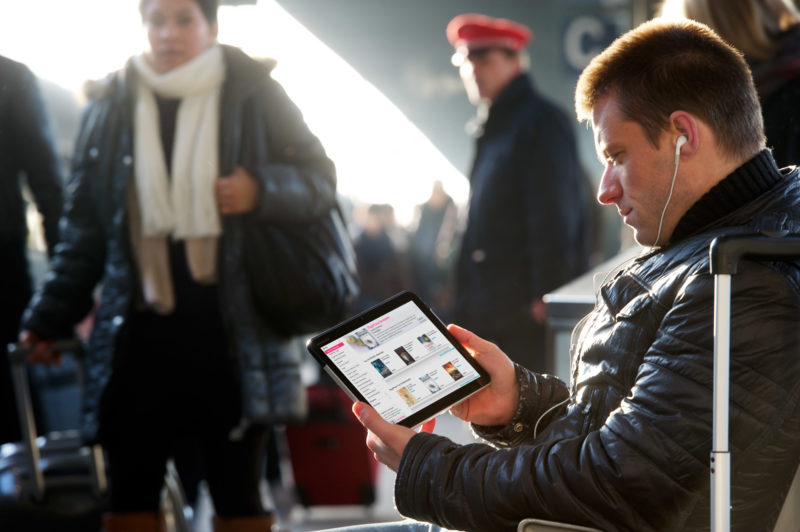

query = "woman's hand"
[[18, 330, 60, 366], [447, 324, 519, 426], [216, 165, 259, 215]]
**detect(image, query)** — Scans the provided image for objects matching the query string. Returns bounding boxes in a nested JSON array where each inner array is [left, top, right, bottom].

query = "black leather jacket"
[[22, 45, 337, 441], [395, 151, 800, 531]]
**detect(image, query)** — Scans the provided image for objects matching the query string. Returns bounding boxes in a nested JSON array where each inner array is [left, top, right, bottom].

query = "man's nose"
[[597, 168, 620, 205]]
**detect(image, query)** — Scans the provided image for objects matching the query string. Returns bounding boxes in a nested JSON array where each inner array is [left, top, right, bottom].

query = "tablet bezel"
[[306, 290, 491, 429]]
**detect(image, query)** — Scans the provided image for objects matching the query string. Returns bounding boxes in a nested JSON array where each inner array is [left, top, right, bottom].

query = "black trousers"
[[101, 305, 268, 516], [0, 237, 33, 444], [106, 421, 269, 516]]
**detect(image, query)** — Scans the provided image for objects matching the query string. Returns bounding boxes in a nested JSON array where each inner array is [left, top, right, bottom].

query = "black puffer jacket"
[[22, 45, 337, 441], [395, 151, 800, 531]]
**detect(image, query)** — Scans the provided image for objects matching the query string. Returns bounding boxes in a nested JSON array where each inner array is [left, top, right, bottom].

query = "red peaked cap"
[[446, 13, 533, 53]]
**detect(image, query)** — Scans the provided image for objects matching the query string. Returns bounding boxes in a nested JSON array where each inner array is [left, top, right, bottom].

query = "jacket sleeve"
[[394, 263, 800, 531], [471, 364, 569, 447], [22, 101, 108, 339], [10, 62, 64, 254], [242, 76, 337, 223], [518, 103, 589, 298]]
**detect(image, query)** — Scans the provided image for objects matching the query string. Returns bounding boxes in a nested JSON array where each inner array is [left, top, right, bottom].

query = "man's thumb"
[[353, 401, 388, 434]]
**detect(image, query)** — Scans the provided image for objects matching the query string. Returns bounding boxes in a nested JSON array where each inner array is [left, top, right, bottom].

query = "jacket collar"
[[670, 149, 789, 243], [468, 73, 534, 137]]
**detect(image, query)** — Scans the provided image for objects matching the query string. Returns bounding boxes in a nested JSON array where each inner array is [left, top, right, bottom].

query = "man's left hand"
[[353, 401, 416, 472]]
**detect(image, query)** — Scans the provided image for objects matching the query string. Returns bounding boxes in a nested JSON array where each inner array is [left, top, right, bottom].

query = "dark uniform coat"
[[455, 73, 591, 371]]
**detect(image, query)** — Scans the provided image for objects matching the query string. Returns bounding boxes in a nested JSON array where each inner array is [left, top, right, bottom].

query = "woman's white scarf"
[[132, 44, 224, 238], [129, 44, 225, 313]]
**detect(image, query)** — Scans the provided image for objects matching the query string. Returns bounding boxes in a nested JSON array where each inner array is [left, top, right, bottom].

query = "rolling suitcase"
[[0, 341, 108, 532], [709, 233, 800, 532], [0, 342, 192, 532], [285, 382, 379, 507]]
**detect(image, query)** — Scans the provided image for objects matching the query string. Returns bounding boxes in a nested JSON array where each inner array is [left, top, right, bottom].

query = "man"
[[346, 19, 800, 531], [0, 55, 63, 445], [448, 14, 592, 372]]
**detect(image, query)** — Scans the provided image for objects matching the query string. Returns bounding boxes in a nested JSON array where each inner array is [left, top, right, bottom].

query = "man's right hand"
[[18, 330, 60, 365], [447, 324, 519, 426]]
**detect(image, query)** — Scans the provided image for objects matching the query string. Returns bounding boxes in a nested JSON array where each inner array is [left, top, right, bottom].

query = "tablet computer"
[[306, 291, 491, 429]]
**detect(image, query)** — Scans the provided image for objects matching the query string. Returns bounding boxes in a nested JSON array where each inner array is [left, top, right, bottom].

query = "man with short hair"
[[342, 18, 800, 532], [448, 13, 592, 373]]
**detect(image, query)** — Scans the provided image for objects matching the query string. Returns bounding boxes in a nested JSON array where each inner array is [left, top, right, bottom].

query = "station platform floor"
[[192, 412, 481, 532]]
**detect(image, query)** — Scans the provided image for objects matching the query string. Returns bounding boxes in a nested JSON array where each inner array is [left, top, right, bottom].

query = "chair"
[[517, 519, 600, 532]]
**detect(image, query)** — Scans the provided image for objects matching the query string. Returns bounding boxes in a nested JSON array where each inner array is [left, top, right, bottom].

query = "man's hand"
[[18, 330, 60, 366], [353, 402, 416, 472], [531, 298, 547, 325], [216, 166, 259, 215], [447, 324, 519, 426]]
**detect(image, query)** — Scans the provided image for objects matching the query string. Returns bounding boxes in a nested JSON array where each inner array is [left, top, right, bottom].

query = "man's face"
[[459, 48, 520, 104], [592, 94, 687, 247], [142, 0, 217, 74]]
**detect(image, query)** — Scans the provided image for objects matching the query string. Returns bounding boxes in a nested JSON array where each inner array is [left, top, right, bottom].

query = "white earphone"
[[675, 135, 688, 164], [654, 135, 689, 247]]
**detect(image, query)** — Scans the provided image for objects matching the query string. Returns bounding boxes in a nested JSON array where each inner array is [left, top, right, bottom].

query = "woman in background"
[[20, 0, 337, 530]]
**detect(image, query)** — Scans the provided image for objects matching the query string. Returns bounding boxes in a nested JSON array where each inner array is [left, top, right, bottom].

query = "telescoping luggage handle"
[[6, 340, 107, 502], [708, 232, 800, 532]]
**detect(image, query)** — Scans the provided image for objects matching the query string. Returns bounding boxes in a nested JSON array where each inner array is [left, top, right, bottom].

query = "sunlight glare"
[[218, 1, 468, 225], [0, 0, 468, 226]]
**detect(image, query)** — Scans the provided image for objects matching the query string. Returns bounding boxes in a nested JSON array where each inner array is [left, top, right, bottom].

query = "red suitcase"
[[285, 383, 378, 507]]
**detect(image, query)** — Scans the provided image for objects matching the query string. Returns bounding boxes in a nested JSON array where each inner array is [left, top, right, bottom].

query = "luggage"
[[284, 382, 379, 507], [709, 233, 800, 531], [0, 342, 192, 532], [0, 341, 108, 532]]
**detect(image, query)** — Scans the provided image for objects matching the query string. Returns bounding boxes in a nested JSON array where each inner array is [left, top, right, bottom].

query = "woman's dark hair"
[[139, 0, 219, 24]]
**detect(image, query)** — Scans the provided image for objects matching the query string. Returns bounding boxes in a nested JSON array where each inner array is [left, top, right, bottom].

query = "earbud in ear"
[[675, 135, 688, 164]]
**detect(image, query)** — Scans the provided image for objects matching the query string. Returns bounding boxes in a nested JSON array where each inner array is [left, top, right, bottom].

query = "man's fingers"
[[352, 401, 415, 471], [448, 323, 509, 373], [353, 402, 387, 434], [448, 323, 495, 355], [449, 399, 470, 420]]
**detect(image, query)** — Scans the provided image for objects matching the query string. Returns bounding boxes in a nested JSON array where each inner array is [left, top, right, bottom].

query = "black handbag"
[[243, 204, 360, 336]]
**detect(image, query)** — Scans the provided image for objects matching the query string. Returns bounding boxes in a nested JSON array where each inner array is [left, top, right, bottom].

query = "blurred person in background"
[[18, 0, 337, 530], [660, 0, 800, 166], [408, 181, 459, 322], [0, 55, 63, 446], [353, 203, 408, 311], [447, 13, 592, 373]]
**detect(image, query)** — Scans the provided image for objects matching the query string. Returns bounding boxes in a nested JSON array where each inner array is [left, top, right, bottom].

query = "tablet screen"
[[307, 291, 490, 428]]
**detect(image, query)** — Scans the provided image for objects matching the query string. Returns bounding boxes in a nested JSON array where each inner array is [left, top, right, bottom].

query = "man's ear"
[[669, 110, 700, 157]]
